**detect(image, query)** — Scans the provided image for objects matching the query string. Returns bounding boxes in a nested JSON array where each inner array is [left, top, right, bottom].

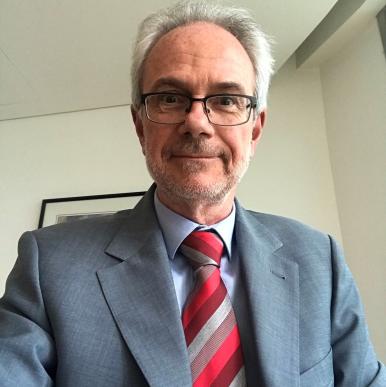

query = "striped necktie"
[[180, 230, 245, 387]]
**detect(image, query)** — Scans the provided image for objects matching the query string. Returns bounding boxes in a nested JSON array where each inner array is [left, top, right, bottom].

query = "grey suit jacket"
[[0, 186, 385, 386]]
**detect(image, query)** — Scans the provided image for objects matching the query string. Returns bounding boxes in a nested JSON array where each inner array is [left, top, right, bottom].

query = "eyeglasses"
[[141, 92, 258, 126]]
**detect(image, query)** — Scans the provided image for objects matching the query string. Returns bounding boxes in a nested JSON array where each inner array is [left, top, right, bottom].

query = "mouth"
[[170, 154, 218, 162], [171, 154, 217, 159]]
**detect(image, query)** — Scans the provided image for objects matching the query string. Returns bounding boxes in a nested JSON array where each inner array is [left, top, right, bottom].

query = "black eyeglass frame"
[[140, 92, 258, 126]]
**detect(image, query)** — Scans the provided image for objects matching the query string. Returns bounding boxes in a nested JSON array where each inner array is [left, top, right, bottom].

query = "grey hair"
[[131, 0, 274, 112]]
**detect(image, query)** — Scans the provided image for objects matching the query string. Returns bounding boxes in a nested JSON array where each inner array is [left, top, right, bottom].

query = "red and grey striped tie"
[[180, 230, 245, 387]]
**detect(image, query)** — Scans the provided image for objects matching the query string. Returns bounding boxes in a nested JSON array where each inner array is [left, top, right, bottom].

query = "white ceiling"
[[0, 0, 339, 121]]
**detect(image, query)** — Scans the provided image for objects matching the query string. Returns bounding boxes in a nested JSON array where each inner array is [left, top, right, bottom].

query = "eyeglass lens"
[[144, 94, 252, 125]]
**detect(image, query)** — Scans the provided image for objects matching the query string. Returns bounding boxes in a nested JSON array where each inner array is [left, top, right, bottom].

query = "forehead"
[[142, 22, 255, 94]]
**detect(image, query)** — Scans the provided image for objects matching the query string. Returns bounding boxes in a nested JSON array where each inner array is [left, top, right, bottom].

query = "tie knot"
[[180, 230, 224, 269]]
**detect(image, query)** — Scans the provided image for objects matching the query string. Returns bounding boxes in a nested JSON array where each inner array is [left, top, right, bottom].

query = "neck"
[[156, 188, 235, 225]]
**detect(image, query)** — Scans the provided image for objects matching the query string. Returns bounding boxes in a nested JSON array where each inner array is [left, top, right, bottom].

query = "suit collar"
[[154, 191, 236, 260], [104, 186, 158, 262]]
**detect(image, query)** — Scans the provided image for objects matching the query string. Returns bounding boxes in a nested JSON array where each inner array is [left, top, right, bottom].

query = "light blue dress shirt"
[[154, 192, 240, 314]]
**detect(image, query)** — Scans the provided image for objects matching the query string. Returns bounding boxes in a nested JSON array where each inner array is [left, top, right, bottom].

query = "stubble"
[[145, 136, 251, 205]]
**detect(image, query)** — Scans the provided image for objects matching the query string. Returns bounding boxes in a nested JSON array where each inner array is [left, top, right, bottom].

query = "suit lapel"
[[97, 188, 191, 386], [235, 204, 300, 387]]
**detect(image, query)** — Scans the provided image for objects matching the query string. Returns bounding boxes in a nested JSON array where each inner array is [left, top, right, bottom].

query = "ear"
[[131, 105, 146, 155], [250, 109, 266, 155]]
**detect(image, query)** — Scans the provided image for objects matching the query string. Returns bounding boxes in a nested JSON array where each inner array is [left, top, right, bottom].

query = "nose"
[[179, 100, 215, 138]]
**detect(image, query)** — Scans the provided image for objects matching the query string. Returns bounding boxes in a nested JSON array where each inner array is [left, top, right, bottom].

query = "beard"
[[144, 136, 251, 205]]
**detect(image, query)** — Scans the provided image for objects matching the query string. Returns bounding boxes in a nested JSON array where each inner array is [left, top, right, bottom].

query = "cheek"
[[143, 130, 171, 160], [145, 138, 160, 158], [227, 136, 252, 162]]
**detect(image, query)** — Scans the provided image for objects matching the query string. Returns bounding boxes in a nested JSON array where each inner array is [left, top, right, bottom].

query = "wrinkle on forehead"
[[142, 22, 255, 94], [152, 22, 251, 62]]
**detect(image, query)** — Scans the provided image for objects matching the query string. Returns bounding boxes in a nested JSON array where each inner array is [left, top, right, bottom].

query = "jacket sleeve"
[[329, 236, 386, 386], [0, 231, 56, 386]]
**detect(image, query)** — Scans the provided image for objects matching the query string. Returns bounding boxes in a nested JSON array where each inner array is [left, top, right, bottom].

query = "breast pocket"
[[300, 348, 334, 387]]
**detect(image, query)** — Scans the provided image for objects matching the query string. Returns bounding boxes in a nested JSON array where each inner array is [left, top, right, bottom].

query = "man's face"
[[132, 22, 265, 206]]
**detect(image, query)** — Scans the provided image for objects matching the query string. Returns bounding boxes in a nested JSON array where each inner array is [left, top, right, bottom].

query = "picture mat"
[[41, 195, 142, 227]]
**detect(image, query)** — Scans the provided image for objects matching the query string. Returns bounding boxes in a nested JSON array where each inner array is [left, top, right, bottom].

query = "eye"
[[208, 95, 244, 112], [162, 94, 179, 104], [159, 93, 186, 103], [156, 94, 188, 110], [218, 96, 236, 106]]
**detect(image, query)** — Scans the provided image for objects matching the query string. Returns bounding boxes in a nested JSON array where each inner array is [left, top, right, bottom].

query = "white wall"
[[239, 57, 342, 242], [320, 18, 386, 361]]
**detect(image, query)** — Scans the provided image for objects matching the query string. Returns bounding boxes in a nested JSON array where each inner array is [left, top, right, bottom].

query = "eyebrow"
[[149, 77, 190, 94], [147, 77, 248, 95], [211, 82, 247, 94]]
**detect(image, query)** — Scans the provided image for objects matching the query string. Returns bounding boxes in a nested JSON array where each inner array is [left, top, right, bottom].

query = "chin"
[[146, 156, 245, 204], [159, 176, 235, 205]]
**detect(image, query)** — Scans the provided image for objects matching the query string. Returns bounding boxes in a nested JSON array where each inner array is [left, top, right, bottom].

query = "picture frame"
[[38, 191, 146, 228]]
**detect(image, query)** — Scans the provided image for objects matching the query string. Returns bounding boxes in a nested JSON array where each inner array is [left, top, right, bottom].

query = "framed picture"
[[38, 191, 146, 228]]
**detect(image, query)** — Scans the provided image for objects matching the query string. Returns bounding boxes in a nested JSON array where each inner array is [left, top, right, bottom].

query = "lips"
[[172, 154, 217, 158], [163, 139, 227, 162]]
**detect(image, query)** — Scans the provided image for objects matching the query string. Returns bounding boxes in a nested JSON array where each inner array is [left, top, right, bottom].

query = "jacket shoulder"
[[244, 210, 331, 245], [28, 210, 132, 257]]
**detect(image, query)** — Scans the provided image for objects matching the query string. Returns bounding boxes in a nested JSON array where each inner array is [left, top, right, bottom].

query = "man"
[[0, 1, 385, 386]]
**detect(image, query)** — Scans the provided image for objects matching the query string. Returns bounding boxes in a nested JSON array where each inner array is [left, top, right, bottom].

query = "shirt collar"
[[154, 191, 235, 260]]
